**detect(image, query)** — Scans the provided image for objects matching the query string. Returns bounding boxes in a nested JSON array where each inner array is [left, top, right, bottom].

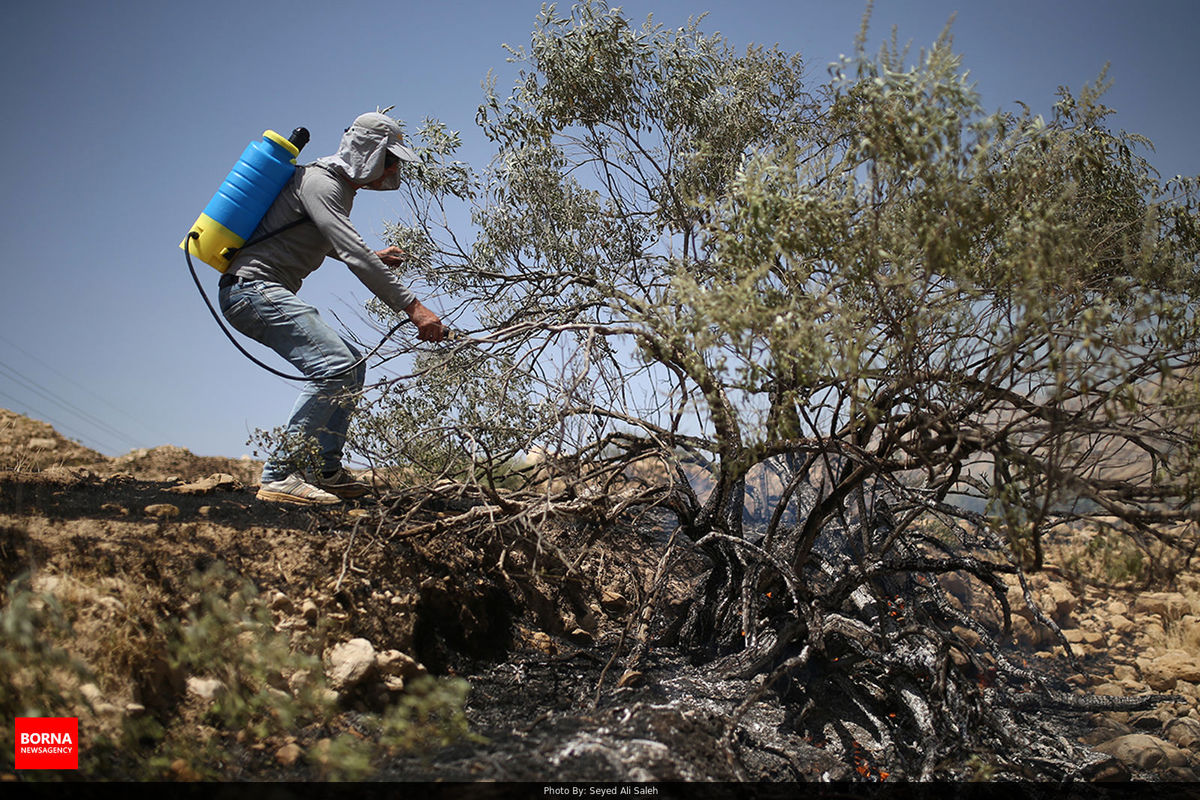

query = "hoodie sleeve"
[[298, 167, 417, 313]]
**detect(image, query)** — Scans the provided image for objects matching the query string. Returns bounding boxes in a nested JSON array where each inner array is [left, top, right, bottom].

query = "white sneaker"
[[256, 473, 341, 505]]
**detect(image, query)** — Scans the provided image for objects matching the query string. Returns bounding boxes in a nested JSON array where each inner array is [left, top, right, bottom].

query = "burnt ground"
[[2, 409, 1199, 785]]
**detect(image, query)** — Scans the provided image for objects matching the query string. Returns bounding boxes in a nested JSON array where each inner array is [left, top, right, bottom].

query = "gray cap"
[[351, 112, 419, 163]]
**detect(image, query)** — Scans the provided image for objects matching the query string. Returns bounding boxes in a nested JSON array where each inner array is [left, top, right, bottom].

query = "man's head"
[[319, 111, 418, 191], [350, 112, 419, 167]]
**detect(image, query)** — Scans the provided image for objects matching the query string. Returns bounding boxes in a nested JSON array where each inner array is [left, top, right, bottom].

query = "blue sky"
[[1, 0, 1197, 459]]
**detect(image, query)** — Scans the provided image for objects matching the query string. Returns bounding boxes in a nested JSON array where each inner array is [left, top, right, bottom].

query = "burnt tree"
[[358, 1, 1200, 779]]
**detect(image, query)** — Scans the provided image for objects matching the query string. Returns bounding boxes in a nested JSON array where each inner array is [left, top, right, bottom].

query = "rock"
[[143, 503, 180, 519], [600, 589, 630, 616], [301, 599, 320, 625], [1095, 733, 1192, 771], [1010, 615, 1042, 648], [1063, 628, 1105, 647], [568, 627, 595, 645], [1039, 583, 1077, 624], [951, 625, 981, 649], [1177, 616, 1200, 648], [1082, 712, 1134, 745], [1133, 592, 1191, 622], [166, 473, 241, 495], [170, 758, 202, 781], [187, 676, 228, 702], [287, 670, 311, 694], [1080, 755, 1130, 781], [275, 743, 303, 767], [617, 670, 644, 688], [1112, 664, 1140, 685], [27, 437, 57, 450], [529, 631, 556, 654], [1134, 619, 1168, 646], [1164, 717, 1200, 750], [376, 649, 427, 692], [269, 591, 296, 615], [325, 638, 376, 691], [1141, 651, 1200, 691], [100, 502, 129, 515]]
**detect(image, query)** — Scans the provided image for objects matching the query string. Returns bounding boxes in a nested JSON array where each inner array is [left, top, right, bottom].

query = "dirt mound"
[[0, 408, 106, 470], [0, 408, 262, 483], [108, 445, 261, 483]]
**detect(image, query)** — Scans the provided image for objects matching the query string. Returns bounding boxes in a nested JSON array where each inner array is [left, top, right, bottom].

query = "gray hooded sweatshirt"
[[225, 116, 418, 313]]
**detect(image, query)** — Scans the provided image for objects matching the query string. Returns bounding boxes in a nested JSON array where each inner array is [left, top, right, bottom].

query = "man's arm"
[[302, 171, 444, 341]]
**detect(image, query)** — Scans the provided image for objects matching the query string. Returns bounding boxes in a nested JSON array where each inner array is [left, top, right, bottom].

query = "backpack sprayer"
[[181, 127, 410, 381]]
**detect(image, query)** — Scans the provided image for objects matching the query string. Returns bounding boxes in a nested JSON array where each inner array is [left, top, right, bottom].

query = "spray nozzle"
[[289, 127, 310, 152]]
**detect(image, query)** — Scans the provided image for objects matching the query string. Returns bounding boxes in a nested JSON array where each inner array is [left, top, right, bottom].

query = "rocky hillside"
[[3, 408, 1200, 781]]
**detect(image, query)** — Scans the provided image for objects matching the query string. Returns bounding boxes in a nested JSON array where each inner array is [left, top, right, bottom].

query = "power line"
[[0, 387, 122, 455], [0, 331, 172, 444], [0, 361, 144, 452]]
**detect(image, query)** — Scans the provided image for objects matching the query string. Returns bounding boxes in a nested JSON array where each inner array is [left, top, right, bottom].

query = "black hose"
[[183, 231, 406, 382]]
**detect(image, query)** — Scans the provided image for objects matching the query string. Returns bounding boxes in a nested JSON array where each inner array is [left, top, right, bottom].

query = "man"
[[218, 112, 444, 505]]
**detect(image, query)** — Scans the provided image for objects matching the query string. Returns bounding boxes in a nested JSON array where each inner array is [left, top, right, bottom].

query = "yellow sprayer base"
[[180, 214, 245, 273]]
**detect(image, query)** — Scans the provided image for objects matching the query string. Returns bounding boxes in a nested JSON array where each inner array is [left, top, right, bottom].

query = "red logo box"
[[15, 717, 78, 770]]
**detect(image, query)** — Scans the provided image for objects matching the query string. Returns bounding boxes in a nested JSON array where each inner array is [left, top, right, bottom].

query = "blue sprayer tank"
[[181, 127, 309, 272]]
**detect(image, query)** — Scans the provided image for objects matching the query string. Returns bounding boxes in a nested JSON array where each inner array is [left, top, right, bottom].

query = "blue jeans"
[[219, 277, 366, 482]]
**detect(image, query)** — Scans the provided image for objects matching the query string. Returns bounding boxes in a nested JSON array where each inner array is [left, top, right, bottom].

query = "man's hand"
[[404, 299, 445, 342], [375, 246, 408, 267]]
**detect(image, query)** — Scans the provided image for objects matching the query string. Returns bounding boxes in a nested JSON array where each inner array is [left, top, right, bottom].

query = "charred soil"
[[2, 410, 1199, 783]]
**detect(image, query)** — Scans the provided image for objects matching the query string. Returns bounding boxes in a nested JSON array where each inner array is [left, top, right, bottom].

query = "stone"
[[186, 676, 227, 702], [600, 589, 630, 616], [1095, 733, 1192, 771], [529, 631, 556, 654], [170, 758, 202, 782], [166, 473, 240, 496], [325, 638, 376, 691], [951, 625, 981, 649], [1142, 651, 1200, 691], [1080, 756, 1130, 781], [301, 599, 320, 625], [375, 649, 427, 692], [1164, 717, 1200, 749], [1039, 583, 1077, 624], [287, 670, 311, 695], [568, 627, 595, 645], [1010, 615, 1042, 648], [617, 670, 644, 688], [1133, 592, 1191, 622], [275, 743, 303, 767], [269, 591, 296, 615], [144, 503, 180, 519], [1112, 664, 1140, 684]]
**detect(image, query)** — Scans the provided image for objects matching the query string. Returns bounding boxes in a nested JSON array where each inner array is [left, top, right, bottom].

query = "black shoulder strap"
[[239, 214, 312, 250]]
